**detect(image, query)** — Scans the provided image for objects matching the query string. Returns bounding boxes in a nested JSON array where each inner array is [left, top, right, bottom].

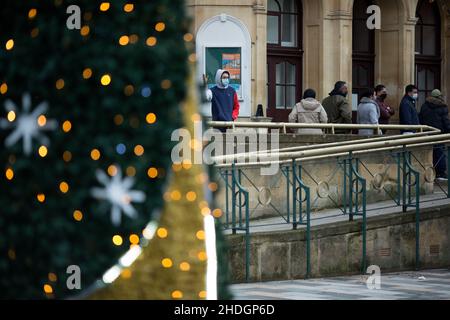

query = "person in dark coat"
[[399, 84, 419, 134], [375, 84, 395, 134], [322, 81, 352, 134], [419, 89, 450, 181]]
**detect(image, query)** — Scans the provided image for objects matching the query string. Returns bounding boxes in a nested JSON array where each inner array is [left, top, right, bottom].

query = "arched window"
[[352, 0, 375, 108], [266, 0, 303, 122], [415, 0, 441, 106]]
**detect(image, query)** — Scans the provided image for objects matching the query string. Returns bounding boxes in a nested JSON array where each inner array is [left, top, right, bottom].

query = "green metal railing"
[[216, 134, 450, 280]]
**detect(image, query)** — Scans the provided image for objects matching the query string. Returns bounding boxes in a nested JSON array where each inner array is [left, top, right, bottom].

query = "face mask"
[[222, 78, 229, 87], [380, 94, 387, 100], [412, 94, 418, 100]]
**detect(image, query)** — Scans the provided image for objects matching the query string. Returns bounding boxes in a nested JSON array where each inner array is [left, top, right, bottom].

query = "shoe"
[[435, 176, 448, 182]]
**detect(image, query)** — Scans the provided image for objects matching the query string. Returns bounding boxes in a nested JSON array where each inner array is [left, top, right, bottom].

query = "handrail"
[[216, 131, 439, 164], [208, 121, 439, 133], [214, 135, 450, 168]]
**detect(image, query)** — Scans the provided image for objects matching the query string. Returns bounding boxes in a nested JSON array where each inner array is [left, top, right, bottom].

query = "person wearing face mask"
[[357, 89, 381, 136], [399, 84, 420, 134], [375, 84, 395, 134], [419, 89, 450, 181], [322, 81, 352, 134], [204, 69, 240, 130]]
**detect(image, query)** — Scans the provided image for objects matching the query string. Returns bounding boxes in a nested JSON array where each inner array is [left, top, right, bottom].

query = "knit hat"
[[431, 89, 442, 98]]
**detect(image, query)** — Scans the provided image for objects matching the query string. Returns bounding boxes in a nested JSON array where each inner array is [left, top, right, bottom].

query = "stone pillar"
[[320, 0, 353, 101], [253, 0, 268, 116]]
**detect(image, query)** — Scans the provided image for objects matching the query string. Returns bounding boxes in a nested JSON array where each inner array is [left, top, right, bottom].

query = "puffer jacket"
[[357, 97, 381, 136], [419, 96, 450, 133], [288, 98, 328, 135]]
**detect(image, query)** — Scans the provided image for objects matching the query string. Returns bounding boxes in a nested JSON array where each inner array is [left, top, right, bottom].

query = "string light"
[[5, 168, 14, 180], [37, 115, 47, 127], [161, 258, 173, 268], [38, 145, 48, 157], [197, 251, 207, 261], [212, 208, 223, 218], [62, 120, 72, 132], [129, 34, 138, 44], [63, 151, 72, 162], [28, 8, 37, 19], [55, 79, 65, 90], [101, 74, 111, 86], [59, 181, 69, 194], [147, 167, 158, 179], [0, 82, 8, 94], [184, 33, 194, 42], [156, 227, 168, 239], [114, 114, 124, 125], [48, 273, 57, 282], [107, 165, 118, 176], [146, 36, 157, 47], [146, 112, 156, 124], [73, 210, 83, 221], [90, 149, 101, 160], [99, 2, 110, 11], [199, 291, 207, 299], [129, 234, 139, 245], [7, 111, 15, 122], [196, 230, 205, 240], [119, 35, 129, 46], [43, 284, 53, 294], [171, 290, 183, 299], [82, 68, 92, 79], [155, 22, 166, 32], [80, 26, 90, 36], [112, 235, 123, 246], [5, 39, 14, 50], [124, 85, 134, 96], [134, 145, 144, 156], [161, 79, 172, 89], [124, 3, 134, 12], [186, 191, 197, 202], [126, 166, 136, 177], [170, 190, 181, 201], [179, 262, 190, 271], [37, 193, 46, 203]]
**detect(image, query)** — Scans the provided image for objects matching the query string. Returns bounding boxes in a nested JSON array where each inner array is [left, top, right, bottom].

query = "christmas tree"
[[0, 0, 191, 299]]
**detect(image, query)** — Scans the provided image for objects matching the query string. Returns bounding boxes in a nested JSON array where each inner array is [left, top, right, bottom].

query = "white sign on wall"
[[196, 14, 252, 117]]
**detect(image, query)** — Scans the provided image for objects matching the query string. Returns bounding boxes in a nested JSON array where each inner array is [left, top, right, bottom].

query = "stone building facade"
[[187, 0, 450, 122]]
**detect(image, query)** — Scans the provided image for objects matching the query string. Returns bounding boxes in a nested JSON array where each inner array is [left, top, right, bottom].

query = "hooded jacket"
[[206, 69, 240, 122], [357, 97, 381, 136], [419, 96, 450, 133], [399, 95, 420, 132], [288, 98, 328, 135]]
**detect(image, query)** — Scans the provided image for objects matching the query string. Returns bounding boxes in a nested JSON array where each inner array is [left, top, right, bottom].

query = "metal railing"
[[214, 127, 450, 281]]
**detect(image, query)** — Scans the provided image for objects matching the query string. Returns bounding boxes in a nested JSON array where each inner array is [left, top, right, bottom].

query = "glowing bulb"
[[59, 181, 69, 194], [7, 111, 15, 122], [0, 83, 7, 94], [62, 120, 72, 132], [37, 115, 47, 127], [100, 2, 110, 11], [5, 168, 14, 180], [43, 284, 53, 294], [157, 228, 168, 239], [82, 68, 92, 79], [134, 145, 144, 156], [155, 22, 166, 32], [146, 36, 157, 47], [5, 39, 14, 50], [55, 79, 65, 90], [124, 3, 134, 12], [38, 146, 48, 157], [37, 193, 46, 203], [101, 74, 111, 86], [28, 8, 37, 19], [90, 149, 101, 161], [171, 290, 183, 299], [146, 113, 156, 124], [112, 235, 123, 246], [119, 35, 129, 46], [147, 167, 158, 179], [161, 258, 173, 268], [73, 210, 83, 221]]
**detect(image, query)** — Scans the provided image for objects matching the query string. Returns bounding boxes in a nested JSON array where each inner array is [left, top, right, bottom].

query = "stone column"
[[253, 0, 268, 116]]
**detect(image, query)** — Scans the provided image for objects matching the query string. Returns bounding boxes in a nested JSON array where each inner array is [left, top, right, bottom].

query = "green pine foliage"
[[0, 0, 188, 299]]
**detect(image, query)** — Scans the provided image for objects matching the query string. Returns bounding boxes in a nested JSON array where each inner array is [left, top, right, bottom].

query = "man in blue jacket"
[[399, 84, 419, 134], [205, 69, 240, 132]]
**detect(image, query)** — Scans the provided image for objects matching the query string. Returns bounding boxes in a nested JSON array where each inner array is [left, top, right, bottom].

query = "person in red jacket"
[[375, 84, 395, 134], [204, 69, 240, 132]]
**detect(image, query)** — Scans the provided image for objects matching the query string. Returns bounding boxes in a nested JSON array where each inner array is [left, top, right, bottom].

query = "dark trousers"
[[434, 144, 447, 177]]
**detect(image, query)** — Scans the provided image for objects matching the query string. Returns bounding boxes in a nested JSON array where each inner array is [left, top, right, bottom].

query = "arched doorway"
[[415, 0, 442, 107], [266, 0, 303, 122], [352, 0, 375, 121]]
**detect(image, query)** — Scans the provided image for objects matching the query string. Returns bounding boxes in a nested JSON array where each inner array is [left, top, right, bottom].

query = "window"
[[267, 0, 299, 48]]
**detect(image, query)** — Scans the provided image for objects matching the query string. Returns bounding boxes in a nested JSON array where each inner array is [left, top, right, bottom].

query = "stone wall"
[[227, 203, 450, 282]]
